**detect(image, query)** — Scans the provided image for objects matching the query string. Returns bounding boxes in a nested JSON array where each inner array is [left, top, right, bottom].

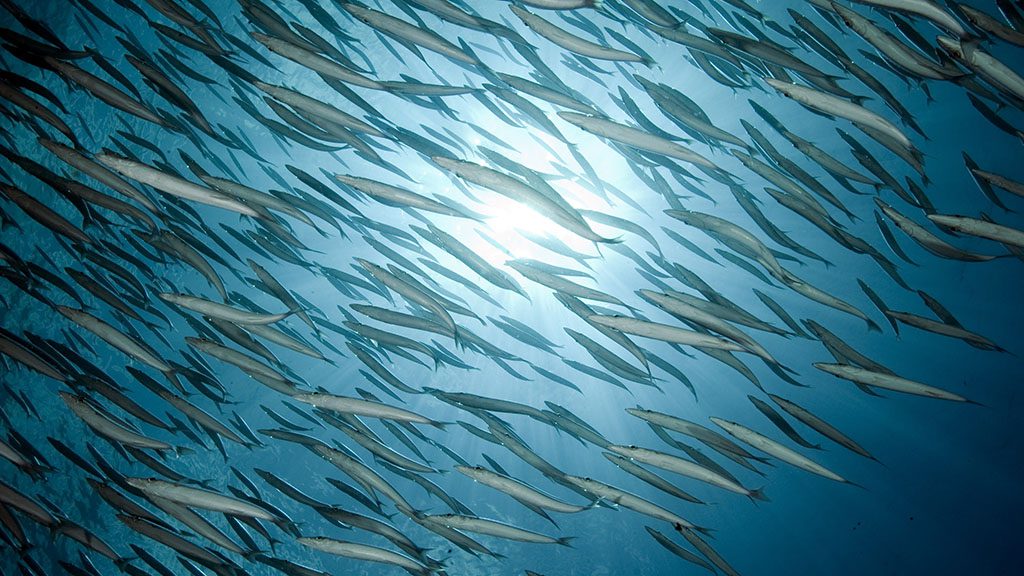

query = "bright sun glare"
[[472, 174, 611, 266], [453, 136, 616, 267]]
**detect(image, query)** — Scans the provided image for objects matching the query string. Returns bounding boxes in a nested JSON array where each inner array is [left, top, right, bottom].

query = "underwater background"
[[1, 1, 1023, 575]]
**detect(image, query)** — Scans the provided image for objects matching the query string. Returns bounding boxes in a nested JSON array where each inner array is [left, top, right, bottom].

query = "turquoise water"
[[1, 1, 1022, 575]]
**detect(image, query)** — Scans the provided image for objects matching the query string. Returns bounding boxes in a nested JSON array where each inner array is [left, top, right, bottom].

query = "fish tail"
[[556, 536, 576, 547], [844, 479, 869, 491], [163, 370, 186, 395], [693, 525, 715, 537], [749, 487, 770, 503], [241, 549, 266, 561], [453, 326, 466, 352]]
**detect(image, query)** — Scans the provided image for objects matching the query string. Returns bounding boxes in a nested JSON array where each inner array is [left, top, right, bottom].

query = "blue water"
[[1, 1, 1023, 575]]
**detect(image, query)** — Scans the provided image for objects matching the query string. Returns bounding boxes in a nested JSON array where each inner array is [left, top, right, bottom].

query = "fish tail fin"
[[693, 525, 715, 537], [173, 445, 194, 457], [749, 487, 770, 503], [275, 519, 304, 536], [453, 327, 467, 352], [866, 318, 882, 333], [844, 479, 869, 491], [556, 536, 576, 547], [163, 370, 187, 395], [241, 549, 266, 561]]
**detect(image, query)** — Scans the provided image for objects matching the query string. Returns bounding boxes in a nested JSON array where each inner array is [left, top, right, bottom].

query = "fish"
[[158, 292, 293, 325], [457, 464, 590, 513], [59, 392, 177, 453], [294, 391, 446, 428], [341, 3, 480, 65], [875, 199, 1001, 261], [558, 112, 719, 171], [927, 214, 1024, 249], [711, 417, 851, 484], [427, 513, 573, 545], [251, 32, 385, 90], [96, 153, 260, 216], [431, 155, 617, 244], [646, 525, 716, 573], [335, 174, 473, 218], [0, 184, 92, 245], [766, 79, 911, 151], [55, 306, 172, 372], [511, 5, 648, 64], [848, 0, 966, 37], [127, 478, 280, 521], [885, 310, 1005, 352], [815, 363, 972, 402], [832, 3, 963, 81], [588, 314, 752, 353], [608, 444, 766, 500], [769, 394, 876, 461]]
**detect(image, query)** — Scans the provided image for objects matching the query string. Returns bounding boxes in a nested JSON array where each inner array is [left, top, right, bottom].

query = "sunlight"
[[469, 177, 613, 267]]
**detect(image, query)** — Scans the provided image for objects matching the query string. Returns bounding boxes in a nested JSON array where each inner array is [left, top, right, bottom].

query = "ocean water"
[[1, 1, 1022, 575]]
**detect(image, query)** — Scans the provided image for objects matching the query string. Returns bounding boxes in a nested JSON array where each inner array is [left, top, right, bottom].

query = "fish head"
[[125, 477, 159, 490], [339, 3, 370, 21], [830, 2, 858, 28], [555, 111, 585, 127], [509, 5, 531, 23], [935, 36, 964, 59], [763, 79, 792, 98], [429, 155, 459, 171]]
